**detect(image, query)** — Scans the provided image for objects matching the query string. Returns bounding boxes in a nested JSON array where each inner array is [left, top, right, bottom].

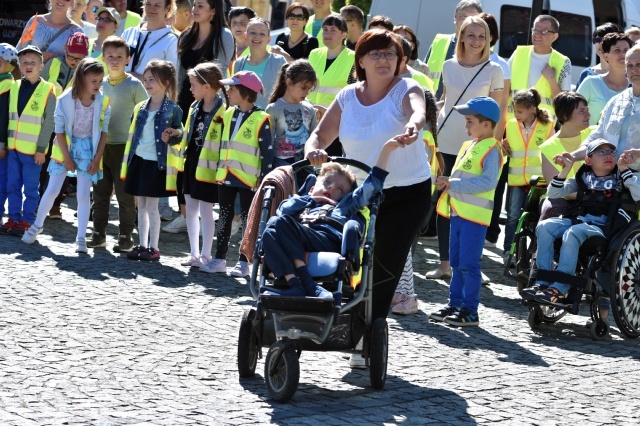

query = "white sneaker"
[[481, 271, 491, 285], [230, 261, 250, 277], [76, 239, 88, 253], [158, 203, 174, 221], [200, 258, 227, 274], [349, 354, 367, 369], [21, 224, 43, 244], [162, 215, 188, 233], [181, 255, 204, 267], [230, 219, 241, 236]]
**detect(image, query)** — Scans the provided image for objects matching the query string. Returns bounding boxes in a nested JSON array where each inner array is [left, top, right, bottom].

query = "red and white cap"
[[220, 71, 264, 95], [65, 32, 89, 56]]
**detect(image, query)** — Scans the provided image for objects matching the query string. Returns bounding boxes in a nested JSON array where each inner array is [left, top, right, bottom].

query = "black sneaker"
[[126, 246, 146, 260], [429, 305, 459, 322], [444, 308, 479, 327], [86, 232, 107, 248], [113, 235, 134, 252], [139, 247, 160, 261]]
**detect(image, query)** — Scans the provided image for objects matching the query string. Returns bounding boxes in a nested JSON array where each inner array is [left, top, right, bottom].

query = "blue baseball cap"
[[453, 96, 501, 123]]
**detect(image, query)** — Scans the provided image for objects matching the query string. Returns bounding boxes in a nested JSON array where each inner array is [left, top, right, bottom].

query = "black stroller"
[[237, 157, 388, 403]]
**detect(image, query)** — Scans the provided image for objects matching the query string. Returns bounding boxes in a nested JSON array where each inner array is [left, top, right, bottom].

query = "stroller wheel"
[[264, 341, 299, 403], [238, 308, 259, 378], [589, 319, 610, 341], [369, 318, 388, 390], [527, 306, 543, 329]]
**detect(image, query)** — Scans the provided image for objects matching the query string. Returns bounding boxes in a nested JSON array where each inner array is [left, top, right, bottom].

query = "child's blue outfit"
[[262, 166, 388, 297]]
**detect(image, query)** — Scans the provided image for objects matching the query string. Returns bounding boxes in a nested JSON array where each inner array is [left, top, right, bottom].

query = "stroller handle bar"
[[291, 157, 372, 175]]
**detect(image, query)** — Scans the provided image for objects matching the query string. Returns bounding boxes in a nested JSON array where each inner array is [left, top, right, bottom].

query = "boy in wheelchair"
[[260, 140, 402, 299], [524, 139, 640, 307]]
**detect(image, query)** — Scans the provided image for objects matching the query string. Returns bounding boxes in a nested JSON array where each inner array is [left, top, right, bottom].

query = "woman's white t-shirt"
[[122, 25, 179, 75], [438, 59, 504, 155], [337, 78, 431, 189]]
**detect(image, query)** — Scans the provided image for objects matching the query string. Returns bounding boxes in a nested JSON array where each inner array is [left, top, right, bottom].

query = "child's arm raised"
[[376, 139, 404, 170], [546, 153, 578, 199]]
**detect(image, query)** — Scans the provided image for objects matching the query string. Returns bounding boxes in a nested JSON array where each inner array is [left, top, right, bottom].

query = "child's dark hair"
[[268, 59, 317, 104], [143, 60, 179, 102], [187, 62, 229, 111], [102, 35, 130, 57], [473, 114, 497, 128], [424, 88, 438, 146], [237, 84, 258, 103], [368, 15, 394, 31], [72, 58, 105, 100], [512, 88, 551, 125], [553, 91, 587, 125], [228, 6, 256, 22]]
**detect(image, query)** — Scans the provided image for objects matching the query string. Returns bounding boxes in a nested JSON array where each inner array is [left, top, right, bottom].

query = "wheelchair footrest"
[[260, 294, 336, 314], [535, 270, 588, 289]]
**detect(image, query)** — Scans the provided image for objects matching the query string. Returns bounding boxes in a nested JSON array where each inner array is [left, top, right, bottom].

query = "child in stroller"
[[261, 139, 402, 299]]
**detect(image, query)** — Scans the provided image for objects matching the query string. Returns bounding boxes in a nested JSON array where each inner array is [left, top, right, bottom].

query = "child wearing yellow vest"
[[178, 63, 228, 269], [3, 46, 57, 236], [431, 97, 503, 327], [501, 88, 554, 263], [200, 70, 274, 277], [0, 43, 18, 228], [22, 59, 110, 252]]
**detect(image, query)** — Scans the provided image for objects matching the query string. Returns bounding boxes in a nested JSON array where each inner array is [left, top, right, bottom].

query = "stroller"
[[237, 157, 388, 403]]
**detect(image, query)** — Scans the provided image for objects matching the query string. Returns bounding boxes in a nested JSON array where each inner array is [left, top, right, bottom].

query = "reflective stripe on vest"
[[506, 118, 554, 186], [216, 107, 268, 188], [120, 103, 143, 181], [436, 138, 503, 226], [508, 46, 568, 121], [47, 58, 71, 96], [186, 104, 225, 183], [426, 34, 452, 93], [8, 80, 55, 154], [51, 96, 110, 164], [539, 126, 594, 180], [307, 47, 355, 107]]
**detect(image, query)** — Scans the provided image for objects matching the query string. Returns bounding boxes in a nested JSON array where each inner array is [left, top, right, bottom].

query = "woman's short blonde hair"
[[455, 16, 491, 62]]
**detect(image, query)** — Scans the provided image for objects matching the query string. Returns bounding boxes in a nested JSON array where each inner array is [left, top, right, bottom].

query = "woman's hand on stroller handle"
[[306, 149, 328, 167]]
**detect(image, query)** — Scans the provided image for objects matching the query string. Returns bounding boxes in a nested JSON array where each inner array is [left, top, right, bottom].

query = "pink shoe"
[[392, 295, 418, 315]]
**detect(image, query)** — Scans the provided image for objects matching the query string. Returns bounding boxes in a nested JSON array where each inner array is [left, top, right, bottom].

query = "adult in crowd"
[[508, 15, 571, 122], [340, 5, 364, 50], [427, 16, 504, 279], [305, 29, 429, 338], [307, 15, 355, 120], [173, 0, 195, 34], [69, 0, 98, 39], [121, 0, 179, 80], [423, 0, 482, 100], [368, 16, 393, 31], [85, 0, 105, 25], [305, 0, 337, 48], [89, 7, 121, 67], [272, 3, 319, 62], [575, 23, 623, 89], [228, 6, 256, 62], [393, 25, 428, 75], [105, 0, 143, 36], [626, 27, 640, 43], [233, 18, 287, 109], [577, 33, 632, 126], [17, 0, 83, 64]]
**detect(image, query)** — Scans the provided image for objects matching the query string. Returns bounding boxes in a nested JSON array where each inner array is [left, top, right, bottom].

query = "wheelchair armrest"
[[341, 220, 362, 272]]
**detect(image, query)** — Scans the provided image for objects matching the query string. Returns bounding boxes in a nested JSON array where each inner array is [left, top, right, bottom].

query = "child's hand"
[[87, 158, 100, 175], [553, 151, 573, 167], [621, 149, 640, 169], [396, 124, 419, 146], [64, 157, 75, 172], [435, 176, 450, 191], [162, 128, 180, 143], [0, 148, 7, 160], [34, 152, 46, 165], [383, 138, 404, 152], [500, 138, 512, 156]]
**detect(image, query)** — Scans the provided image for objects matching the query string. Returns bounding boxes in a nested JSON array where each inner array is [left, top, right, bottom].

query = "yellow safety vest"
[[423, 129, 438, 176], [121, 102, 181, 191], [410, 70, 435, 94], [307, 47, 354, 107], [538, 126, 594, 180], [123, 11, 142, 31], [436, 137, 503, 226], [179, 102, 225, 183], [7, 79, 55, 155], [509, 46, 568, 121], [426, 33, 452, 93], [0, 78, 13, 95], [51, 96, 110, 166], [216, 107, 269, 188], [305, 16, 324, 48], [506, 118, 554, 186], [88, 41, 108, 76], [46, 58, 73, 96]]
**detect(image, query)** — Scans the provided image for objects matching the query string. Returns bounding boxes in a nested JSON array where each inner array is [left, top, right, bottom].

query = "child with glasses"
[[530, 139, 640, 308]]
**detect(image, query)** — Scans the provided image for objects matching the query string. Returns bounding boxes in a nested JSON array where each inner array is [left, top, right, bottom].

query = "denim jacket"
[[127, 95, 184, 170]]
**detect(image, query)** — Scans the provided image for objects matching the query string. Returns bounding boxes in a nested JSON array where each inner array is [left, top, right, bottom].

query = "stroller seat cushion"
[[307, 252, 342, 278]]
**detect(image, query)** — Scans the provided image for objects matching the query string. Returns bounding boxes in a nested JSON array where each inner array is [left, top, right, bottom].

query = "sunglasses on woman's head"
[[92, 5, 100, 12]]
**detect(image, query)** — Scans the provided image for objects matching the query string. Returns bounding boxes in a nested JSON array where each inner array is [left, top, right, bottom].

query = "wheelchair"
[[236, 157, 388, 403], [504, 177, 640, 341]]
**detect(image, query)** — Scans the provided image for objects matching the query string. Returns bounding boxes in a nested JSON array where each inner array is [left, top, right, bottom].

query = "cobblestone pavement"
[[1, 199, 640, 425]]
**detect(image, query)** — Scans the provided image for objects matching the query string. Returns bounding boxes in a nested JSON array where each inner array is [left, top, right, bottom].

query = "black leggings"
[[215, 184, 254, 261]]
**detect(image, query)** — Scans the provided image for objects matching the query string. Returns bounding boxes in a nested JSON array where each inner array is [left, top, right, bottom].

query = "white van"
[[368, 0, 640, 83]]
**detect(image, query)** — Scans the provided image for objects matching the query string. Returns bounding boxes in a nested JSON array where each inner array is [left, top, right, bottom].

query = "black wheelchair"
[[237, 158, 388, 403], [504, 176, 640, 340]]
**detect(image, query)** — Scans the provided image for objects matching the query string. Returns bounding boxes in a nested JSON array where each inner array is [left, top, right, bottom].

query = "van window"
[[498, 6, 592, 67]]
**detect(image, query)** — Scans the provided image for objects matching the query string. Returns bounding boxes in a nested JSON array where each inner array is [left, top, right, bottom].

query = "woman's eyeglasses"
[[96, 17, 115, 23], [367, 50, 398, 60], [287, 13, 306, 21]]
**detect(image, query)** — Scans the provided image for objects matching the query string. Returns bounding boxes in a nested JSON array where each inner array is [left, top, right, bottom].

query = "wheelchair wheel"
[[540, 305, 567, 324], [369, 318, 388, 390], [589, 319, 610, 341], [527, 306, 543, 329], [611, 228, 640, 339], [238, 308, 259, 378], [264, 341, 299, 403], [515, 229, 535, 293]]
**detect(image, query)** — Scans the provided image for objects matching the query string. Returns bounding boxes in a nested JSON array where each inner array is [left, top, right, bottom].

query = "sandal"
[[533, 287, 566, 306], [425, 267, 452, 279]]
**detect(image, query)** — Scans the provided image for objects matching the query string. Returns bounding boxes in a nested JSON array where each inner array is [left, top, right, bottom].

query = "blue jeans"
[[503, 186, 528, 253], [535, 215, 606, 295], [449, 216, 487, 314], [7, 150, 42, 224], [0, 153, 7, 218]]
